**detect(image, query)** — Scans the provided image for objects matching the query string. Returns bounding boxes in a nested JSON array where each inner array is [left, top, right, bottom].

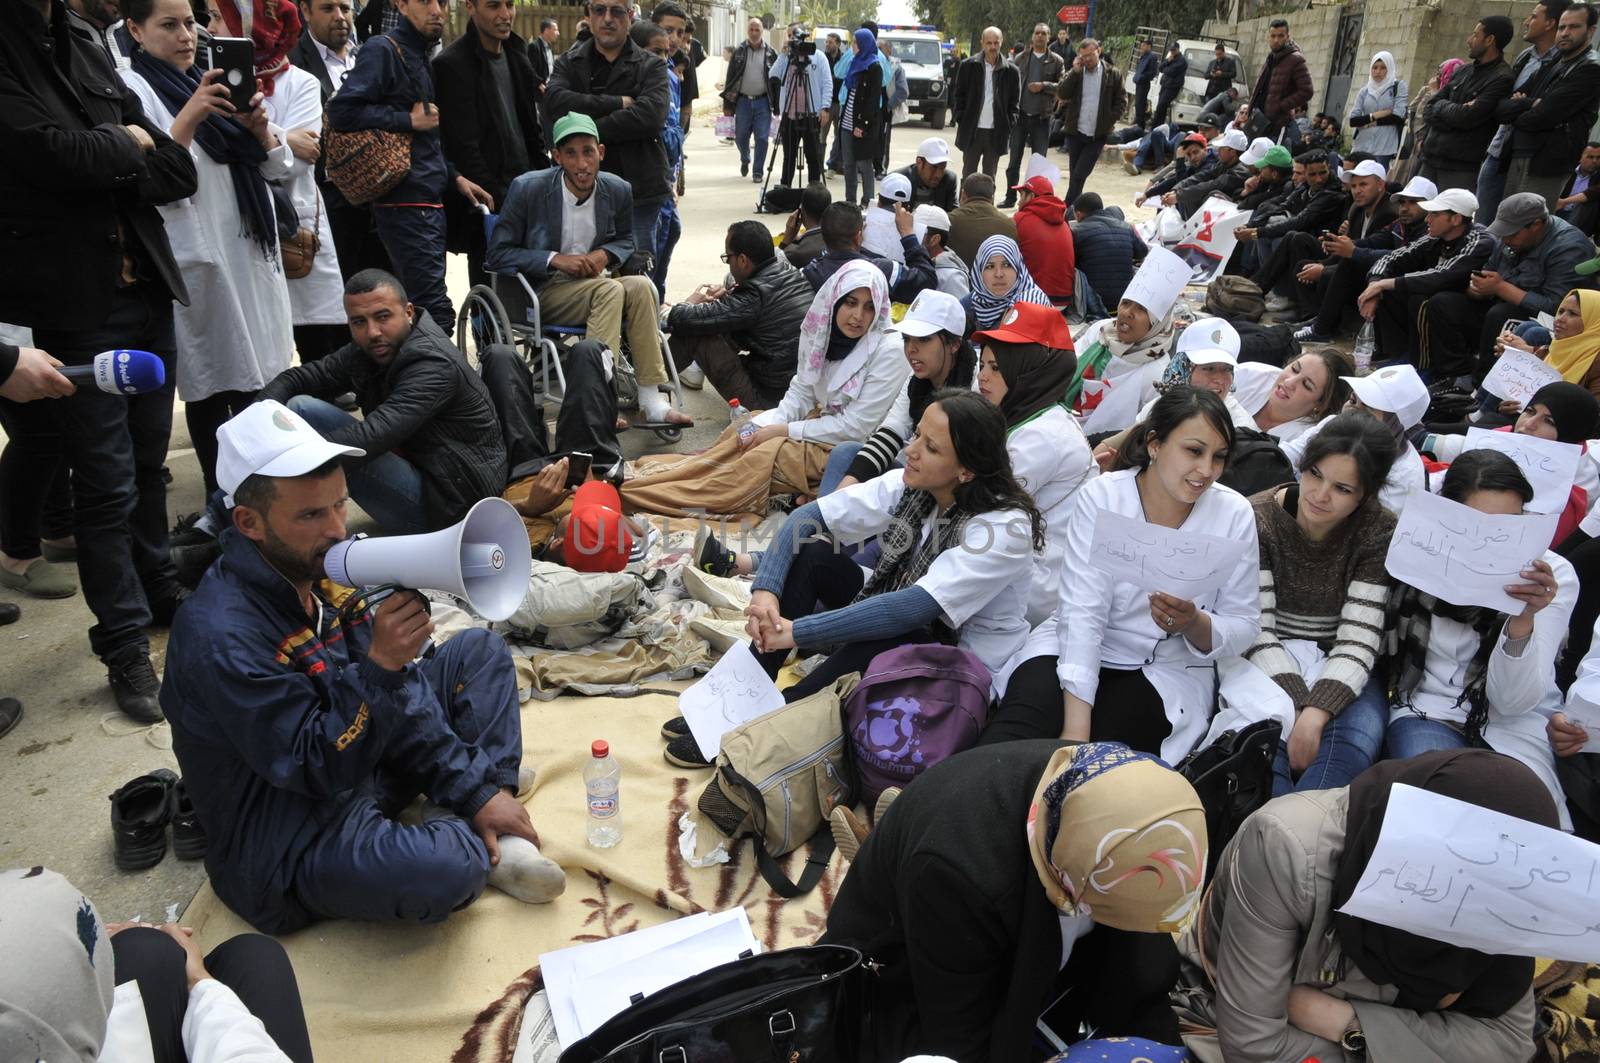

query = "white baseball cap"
[[881, 173, 913, 203], [1239, 136, 1276, 166], [889, 290, 967, 338], [1345, 364, 1431, 429], [1176, 316, 1240, 367], [1395, 175, 1439, 201], [217, 400, 365, 507], [1417, 187, 1479, 218], [1339, 159, 1388, 182], [1217, 129, 1249, 152], [916, 136, 950, 165], [914, 204, 951, 232]]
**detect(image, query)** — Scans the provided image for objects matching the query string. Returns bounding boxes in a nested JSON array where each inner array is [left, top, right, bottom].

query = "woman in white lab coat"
[[1381, 449, 1576, 827], [1065, 293, 1178, 436], [261, 61, 347, 362], [982, 387, 1261, 763], [121, 0, 294, 495], [1280, 363, 1430, 516], [1231, 348, 1353, 442]]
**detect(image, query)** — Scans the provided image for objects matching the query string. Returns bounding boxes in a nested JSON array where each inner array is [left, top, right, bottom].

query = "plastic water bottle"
[[729, 399, 758, 444], [585, 740, 621, 848], [1353, 321, 1376, 376]]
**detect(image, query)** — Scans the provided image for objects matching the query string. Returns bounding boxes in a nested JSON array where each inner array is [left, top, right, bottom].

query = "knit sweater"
[[1243, 486, 1397, 716]]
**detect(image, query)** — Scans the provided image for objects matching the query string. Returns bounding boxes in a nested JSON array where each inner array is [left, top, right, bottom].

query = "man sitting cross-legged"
[[160, 401, 565, 935], [485, 112, 692, 428]]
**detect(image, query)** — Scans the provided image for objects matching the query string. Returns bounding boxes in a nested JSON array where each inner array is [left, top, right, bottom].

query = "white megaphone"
[[322, 497, 530, 622]]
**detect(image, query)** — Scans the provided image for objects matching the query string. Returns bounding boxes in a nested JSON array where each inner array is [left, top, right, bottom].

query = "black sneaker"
[[741, 159, 750, 177], [147, 586, 190, 629], [692, 527, 736, 578], [664, 732, 712, 768], [171, 779, 207, 861], [661, 715, 690, 740], [1001, 195, 1017, 209], [0, 697, 20, 741], [172, 539, 222, 590], [106, 650, 163, 724], [169, 512, 214, 548], [109, 768, 177, 870]]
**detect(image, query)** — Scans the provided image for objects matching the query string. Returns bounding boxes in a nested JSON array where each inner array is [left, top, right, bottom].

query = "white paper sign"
[[1385, 489, 1558, 613], [1122, 245, 1193, 321], [1173, 196, 1248, 284], [1087, 508, 1253, 598], [1562, 680, 1600, 754], [1025, 152, 1061, 187], [1483, 347, 1563, 405], [677, 642, 786, 759], [1463, 427, 1582, 515], [1336, 784, 1600, 963]]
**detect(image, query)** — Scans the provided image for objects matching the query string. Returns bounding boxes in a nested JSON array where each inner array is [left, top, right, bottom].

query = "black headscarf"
[[985, 340, 1078, 426], [906, 338, 976, 424], [824, 292, 861, 362], [1332, 749, 1559, 1017], [1526, 381, 1600, 444]]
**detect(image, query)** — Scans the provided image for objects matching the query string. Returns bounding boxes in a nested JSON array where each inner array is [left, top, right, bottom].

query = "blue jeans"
[[1477, 155, 1509, 226], [1269, 676, 1389, 796], [1386, 713, 1468, 759], [630, 195, 665, 277], [287, 396, 427, 535], [734, 95, 771, 174], [651, 201, 682, 304], [818, 442, 864, 496]]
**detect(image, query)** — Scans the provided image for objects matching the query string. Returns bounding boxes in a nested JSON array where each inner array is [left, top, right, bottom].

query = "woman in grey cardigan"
[[1348, 51, 1408, 167]]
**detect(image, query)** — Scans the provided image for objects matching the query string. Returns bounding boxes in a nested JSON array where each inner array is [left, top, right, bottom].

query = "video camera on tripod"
[[787, 29, 816, 63]]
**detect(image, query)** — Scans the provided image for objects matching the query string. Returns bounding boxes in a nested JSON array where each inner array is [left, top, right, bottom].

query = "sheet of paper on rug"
[[1463, 427, 1581, 514], [1336, 783, 1600, 963], [1482, 347, 1563, 406], [1087, 508, 1253, 598], [678, 641, 786, 758], [1385, 490, 1558, 612], [539, 908, 759, 1049]]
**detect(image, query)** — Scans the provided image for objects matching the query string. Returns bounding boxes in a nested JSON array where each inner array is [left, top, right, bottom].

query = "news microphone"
[[58, 350, 167, 395]]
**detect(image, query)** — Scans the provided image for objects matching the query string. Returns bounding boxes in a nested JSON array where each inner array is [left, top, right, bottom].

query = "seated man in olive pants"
[[486, 112, 691, 427]]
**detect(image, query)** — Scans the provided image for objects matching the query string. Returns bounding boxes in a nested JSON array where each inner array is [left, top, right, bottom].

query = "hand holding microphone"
[[0, 347, 75, 402], [55, 349, 167, 396]]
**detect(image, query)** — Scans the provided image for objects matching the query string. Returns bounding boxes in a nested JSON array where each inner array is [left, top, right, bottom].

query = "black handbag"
[[1175, 718, 1281, 883], [557, 944, 868, 1063]]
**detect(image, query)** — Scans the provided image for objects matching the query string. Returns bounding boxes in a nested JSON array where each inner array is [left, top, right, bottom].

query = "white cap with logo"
[[1239, 136, 1276, 166], [1176, 316, 1241, 367], [1217, 129, 1249, 152], [888, 290, 968, 338], [1344, 364, 1432, 430], [916, 136, 950, 165], [216, 400, 366, 507], [1395, 176, 1439, 201], [880, 173, 913, 203]]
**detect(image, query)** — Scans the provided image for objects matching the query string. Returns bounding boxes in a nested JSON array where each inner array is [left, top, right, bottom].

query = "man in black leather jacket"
[[662, 220, 814, 410]]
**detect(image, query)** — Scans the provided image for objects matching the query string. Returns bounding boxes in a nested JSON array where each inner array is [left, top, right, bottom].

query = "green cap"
[[1257, 145, 1293, 170], [552, 112, 600, 147], [1577, 254, 1600, 277]]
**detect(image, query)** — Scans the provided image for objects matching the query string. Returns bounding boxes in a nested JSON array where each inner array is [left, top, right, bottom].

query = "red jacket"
[[1014, 193, 1075, 301]]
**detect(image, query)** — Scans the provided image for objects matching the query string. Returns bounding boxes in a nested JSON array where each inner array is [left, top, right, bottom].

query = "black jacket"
[[258, 310, 506, 529], [1506, 49, 1600, 176], [803, 237, 937, 303], [1371, 222, 1498, 297], [1158, 53, 1188, 93], [0, 0, 195, 330], [780, 226, 826, 269], [545, 37, 672, 202], [723, 39, 777, 110], [1255, 181, 1350, 239], [951, 55, 1019, 148], [893, 162, 957, 210], [1422, 56, 1513, 169], [665, 255, 813, 400], [433, 30, 548, 251], [529, 35, 554, 89], [1072, 205, 1148, 308], [289, 31, 337, 99], [1205, 55, 1238, 101]]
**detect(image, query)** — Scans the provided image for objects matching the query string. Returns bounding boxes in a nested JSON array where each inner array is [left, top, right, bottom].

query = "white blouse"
[[1009, 404, 1097, 625]]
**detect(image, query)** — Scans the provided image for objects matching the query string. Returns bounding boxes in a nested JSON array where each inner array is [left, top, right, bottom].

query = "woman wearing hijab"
[[0, 866, 312, 1062], [1064, 257, 1183, 436], [1395, 58, 1465, 184], [1348, 52, 1408, 168], [621, 262, 909, 518], [120, 0, 294, 497], [821, 741, 1207, 1063], [840, 28, 887, 208], [1176, 749, 1557, 1062], [973, 302, 1097, 625], [966, 234, 1052, 332]]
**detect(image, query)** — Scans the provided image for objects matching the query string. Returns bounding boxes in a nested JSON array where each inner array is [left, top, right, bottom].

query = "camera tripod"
[[758, 51, 826, 211]]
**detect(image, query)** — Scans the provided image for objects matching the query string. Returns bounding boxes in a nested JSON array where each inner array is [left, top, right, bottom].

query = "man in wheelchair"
[[485, 112, 692, 428]]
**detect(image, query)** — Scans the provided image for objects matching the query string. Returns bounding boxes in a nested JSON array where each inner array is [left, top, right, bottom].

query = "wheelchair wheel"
[[456, 284, 511, 371]]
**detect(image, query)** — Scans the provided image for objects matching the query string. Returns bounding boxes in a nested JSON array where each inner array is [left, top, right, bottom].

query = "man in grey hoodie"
[[914, 205, 969, 297]]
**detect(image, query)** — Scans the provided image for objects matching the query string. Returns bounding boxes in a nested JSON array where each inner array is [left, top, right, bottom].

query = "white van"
[[877, 25, 948, 128], [1121, 37, 1247, 129]]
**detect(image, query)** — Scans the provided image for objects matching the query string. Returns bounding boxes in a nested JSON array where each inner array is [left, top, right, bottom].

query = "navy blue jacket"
[[1133, 50, 1158, 86], [1070, 206, 1148, 308], [484, 167, 634, 280], [160, 531, 502, 933], [327, 22, 455, 203], [1147, 147, 1215, 197]]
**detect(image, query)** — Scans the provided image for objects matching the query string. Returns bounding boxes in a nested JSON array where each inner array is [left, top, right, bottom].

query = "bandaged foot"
[[488, 835, 566, 904]]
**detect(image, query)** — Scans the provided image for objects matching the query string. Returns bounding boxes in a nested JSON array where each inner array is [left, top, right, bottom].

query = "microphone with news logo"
[[56, 350, 167, 395]]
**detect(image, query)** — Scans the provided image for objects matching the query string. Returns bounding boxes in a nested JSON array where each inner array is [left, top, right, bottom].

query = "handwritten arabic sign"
[[1087, 508, 1253, 599], [1463, 428, 1582, 515], [1385, 489, 1558, 613], [678, 642, 786, 759], [1482, 348, 1563, 406], [1337, 784, 1600, 963]]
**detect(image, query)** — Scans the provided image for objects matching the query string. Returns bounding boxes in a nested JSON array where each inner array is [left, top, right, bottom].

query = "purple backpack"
[[843, 644, 992, 804]]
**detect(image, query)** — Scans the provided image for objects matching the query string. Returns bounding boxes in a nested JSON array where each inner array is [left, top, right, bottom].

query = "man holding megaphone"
[[159, 401, 564, 934]]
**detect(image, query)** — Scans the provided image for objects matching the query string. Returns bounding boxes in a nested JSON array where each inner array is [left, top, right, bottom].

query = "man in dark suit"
[[951, 27, 1019, 179], [530, 17, 558, 91], [433, 0, 549, 285], [291, 0, 391, 279]]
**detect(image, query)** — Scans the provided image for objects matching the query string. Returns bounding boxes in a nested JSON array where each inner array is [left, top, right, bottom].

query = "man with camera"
[[768, 27, 833, 189]]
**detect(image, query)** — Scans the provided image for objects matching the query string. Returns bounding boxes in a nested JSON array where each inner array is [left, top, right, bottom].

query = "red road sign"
[[1057, 5, 1089, 23]]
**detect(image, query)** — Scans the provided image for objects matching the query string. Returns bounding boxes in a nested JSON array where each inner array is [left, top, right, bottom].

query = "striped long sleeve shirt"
[[1243, 487, 1397, 716]]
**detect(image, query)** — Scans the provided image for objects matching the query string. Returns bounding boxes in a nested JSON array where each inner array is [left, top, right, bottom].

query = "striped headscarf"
[[968, 235, 1051, 330]]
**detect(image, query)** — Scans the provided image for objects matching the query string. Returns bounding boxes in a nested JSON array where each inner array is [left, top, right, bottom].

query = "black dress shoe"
[[106, 651, 163, 724], [110, 768, 177, 870], [0, 698, 21, 741], [171, 779, 207, 861], [0, 602, 18, 626]]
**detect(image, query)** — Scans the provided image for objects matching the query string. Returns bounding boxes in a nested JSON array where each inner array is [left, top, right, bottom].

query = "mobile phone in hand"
[[565, 451, 593, 488], [201, 36, 255, 114]]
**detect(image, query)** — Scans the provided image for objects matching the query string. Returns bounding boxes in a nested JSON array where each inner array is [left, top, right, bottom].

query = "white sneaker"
[[679, 361, 705, 389], [1263, 293, 1293, 313]]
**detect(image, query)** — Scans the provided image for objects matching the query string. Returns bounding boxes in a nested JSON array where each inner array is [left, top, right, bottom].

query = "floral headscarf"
[[796, 260, 891, 375], [1438, 57, 1467, 88], [969, 235, 1052, 330]]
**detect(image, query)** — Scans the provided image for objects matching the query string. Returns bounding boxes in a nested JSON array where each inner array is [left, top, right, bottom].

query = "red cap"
[[591, 739, 610, 758], [562, 480, 634, 573], [1008, 175, 1055, 197], [971, 301, 1076, 351], [1182, 131, 1209, 146]]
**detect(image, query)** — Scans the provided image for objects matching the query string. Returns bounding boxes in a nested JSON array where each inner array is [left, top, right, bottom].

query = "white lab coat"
[[1231, 360, 1317, 442], [1048, 468, 1262, 764], [1281, 413, 1424, 515], [753, 329, 911, 446], [120, 69, 294, 402], [1009, 404, 1097, 625], [262, 65, 345, 327], [98, 978, 292, 1062], [816, 469, 1033, 681]]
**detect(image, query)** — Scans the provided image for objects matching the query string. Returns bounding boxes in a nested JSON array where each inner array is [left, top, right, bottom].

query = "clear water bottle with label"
[[1352, 321, 1376, 376], [585, 739, 621, 848], [728, 399, 758, 444]]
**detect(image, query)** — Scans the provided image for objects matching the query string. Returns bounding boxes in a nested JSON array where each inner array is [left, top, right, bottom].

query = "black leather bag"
[[1175, 718, 1281, 883], [557, 944, 868, 1063]]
